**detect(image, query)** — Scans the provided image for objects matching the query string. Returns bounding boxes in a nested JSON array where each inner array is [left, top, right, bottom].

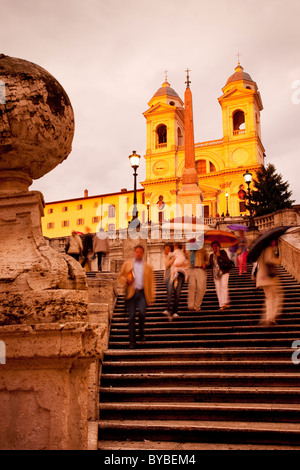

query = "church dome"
[[226, 63, 254, 86], [152, 80, 180, 99]]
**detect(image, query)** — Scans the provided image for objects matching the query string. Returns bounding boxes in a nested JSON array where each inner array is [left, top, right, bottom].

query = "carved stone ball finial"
[[0, 54, 74, 193], [0, 55, 87, 326]]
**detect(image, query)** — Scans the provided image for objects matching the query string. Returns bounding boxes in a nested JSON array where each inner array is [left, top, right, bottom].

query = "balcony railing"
[[233, 129, 246, 136]]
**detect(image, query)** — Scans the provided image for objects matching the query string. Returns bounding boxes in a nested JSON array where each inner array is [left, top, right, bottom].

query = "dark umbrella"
[[247, 226, 290, 263]]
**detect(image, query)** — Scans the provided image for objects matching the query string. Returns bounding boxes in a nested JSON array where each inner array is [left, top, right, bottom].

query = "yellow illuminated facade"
[[42, 63, 265, 238], [42, 189, 145, 238], [142, 63, 264, 219]]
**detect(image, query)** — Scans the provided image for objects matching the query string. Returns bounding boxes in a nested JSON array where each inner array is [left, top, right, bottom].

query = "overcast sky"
[[1, 0, 300, 204]]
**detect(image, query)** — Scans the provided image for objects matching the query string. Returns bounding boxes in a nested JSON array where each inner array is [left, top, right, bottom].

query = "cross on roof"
[[185, 68, 191, 88], [236, 51, 242, 65], [164, 70, 168, 82]]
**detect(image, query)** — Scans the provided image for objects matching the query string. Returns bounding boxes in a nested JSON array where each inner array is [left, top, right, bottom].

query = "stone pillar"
[[0, 54, 101, 450]]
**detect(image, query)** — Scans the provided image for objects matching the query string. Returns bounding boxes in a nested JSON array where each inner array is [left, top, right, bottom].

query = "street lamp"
[[225, 191, 229, 217], [128, 150, 141, 220], [147, 200, 150, 224], [243, 170, 256, 230]]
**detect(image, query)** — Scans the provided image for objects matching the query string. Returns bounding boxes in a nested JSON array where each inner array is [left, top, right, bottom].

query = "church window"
[[77, 218, 84, 226], [108, 205, 115, 218], [169, 101, 175, 106], [195, 159, 207, 175], [156, 124, 167, 148], [239, 201, 247, 213], [48, 208, 53, 214], [177, 127, 183, 146], [62, 221, 70, 228], [62, 206, 68, 212], [47, 223, 55, 229], [233, 110, 246, 135], [209, 162, 216, 172]]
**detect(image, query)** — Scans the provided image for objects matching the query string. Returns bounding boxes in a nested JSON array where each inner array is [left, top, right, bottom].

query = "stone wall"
[[279, 228, 300, 283]]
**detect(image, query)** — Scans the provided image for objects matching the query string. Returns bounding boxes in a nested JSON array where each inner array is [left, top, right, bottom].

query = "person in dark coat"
[[209, 241, 232, 311], [81, 227, 94, 271]]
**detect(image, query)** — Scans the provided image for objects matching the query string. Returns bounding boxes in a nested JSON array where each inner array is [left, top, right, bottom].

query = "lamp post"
[[243, 170, 256, 230], [128, 150, 141, 221], [147, 200, 150, 225], [225, 191, 229, 217]]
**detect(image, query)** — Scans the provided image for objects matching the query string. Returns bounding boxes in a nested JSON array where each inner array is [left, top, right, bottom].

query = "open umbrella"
[[247, 226, 290, 263], [227, 224, 248, 231], [204, 230, 238, 247]]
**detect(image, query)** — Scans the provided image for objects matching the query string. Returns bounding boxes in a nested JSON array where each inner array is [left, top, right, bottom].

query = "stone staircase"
[[98, 265, 300, 450]]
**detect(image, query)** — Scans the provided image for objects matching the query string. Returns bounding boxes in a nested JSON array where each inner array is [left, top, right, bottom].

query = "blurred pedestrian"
[[169, 243, 189, 319], [209, 241, 233, 311], [256, 239, 283, 325], [118, 245, 156, 349], [66, 230, 83, 262], [236, 230, 248, 275], [93, 228, 110, 271], [186, 239, 208, 312], [162, 244, 174, 321], [81, 227, 94, 271]]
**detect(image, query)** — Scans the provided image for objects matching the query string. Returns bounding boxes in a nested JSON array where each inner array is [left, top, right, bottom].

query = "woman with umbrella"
[[205, 231, 237, 311], [248, 227, 289, 325]]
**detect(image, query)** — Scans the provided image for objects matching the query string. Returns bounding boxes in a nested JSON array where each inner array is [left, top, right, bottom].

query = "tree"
[[249, 164, 295, 217]]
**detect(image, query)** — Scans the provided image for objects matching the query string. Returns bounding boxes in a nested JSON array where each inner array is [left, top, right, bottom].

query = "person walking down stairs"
[[209, 241, 234, 311], [118, 245, 156, 349], [257, 239, 284, 326]]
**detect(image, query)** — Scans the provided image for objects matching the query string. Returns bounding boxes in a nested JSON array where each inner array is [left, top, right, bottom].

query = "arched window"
[[209, 162, 216, 172], [233, 110, 245, 135], [195, 159, 206, 175], [156, 124, 167, 148], [177, 127, 183, 146]]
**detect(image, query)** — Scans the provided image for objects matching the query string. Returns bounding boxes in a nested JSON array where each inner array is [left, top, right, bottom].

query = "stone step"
[[108, 337, 300, 349], [102, 359, 297, 374], [104, 347, 296, 362], [100, 371, 300, 387], [99, 402, 300, 423], [109, 325, 300, 336], [110, 320, 300, 331], [98, 419, 300, 445], [100, 386, 300, 404], [98, 439, 300, 451]]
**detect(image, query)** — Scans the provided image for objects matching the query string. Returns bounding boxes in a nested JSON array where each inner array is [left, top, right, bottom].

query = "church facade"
[[42, 63, 265, 239]]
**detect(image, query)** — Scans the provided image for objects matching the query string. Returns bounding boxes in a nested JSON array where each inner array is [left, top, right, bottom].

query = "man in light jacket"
[[118, 245, 156, 349]]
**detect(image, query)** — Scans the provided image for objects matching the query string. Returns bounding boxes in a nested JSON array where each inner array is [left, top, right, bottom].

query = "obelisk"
[[178, 69, 203, 218]]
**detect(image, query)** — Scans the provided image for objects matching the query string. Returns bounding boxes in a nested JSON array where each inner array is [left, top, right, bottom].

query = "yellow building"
[[142, 62, 264, 219], [42, 62, 265, 238], [42, 188, 145, 238]]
